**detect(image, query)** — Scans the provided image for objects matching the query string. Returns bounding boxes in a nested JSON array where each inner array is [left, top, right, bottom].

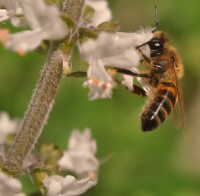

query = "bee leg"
[[129, 85, 147, 97], [115, 68, 150, 78], [66, 71, 87, 77], [116, 79, 147, 97], [136, 48, 152, 65], [137, 48, 166, 73]]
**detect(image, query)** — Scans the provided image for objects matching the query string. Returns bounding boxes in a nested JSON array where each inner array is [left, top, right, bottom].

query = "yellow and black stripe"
[[141, 82, 177, 131]]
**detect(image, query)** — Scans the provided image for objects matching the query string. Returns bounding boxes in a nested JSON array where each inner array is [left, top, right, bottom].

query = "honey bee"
[[116, 7, 186, 131], [137, 31, 185, 131]]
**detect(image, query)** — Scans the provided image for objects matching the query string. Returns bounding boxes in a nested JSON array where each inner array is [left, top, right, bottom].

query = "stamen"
[[0, 29, 10, 44], [16, 47, 26, 56], [91, 78, 99, 85], [102, 83, 108, 90], [107, 69, 116, 76]]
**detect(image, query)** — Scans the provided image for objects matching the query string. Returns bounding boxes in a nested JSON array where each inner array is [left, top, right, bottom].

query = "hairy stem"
[[62, 0, 85, 25], [6, 44, 63, 167], [5, 0, 86, 169]]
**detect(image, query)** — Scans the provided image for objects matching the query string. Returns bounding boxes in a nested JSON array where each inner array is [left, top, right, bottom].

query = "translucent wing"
[[172, 63, 186, 129]]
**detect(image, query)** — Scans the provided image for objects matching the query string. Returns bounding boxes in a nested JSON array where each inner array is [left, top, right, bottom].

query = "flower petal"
[[5, 29, 44, 54], [80, 30, 153, 70], [18, 0, 67, 39], [121, 74, 134, 91], [0, 172, 25, 196], [102, 48, 140, 68], [86, 0, 112, 25], [0, 9, 9, 22], [83, 59, 115, 100], [0, 112, 19, 145], [0, 0, 22, 16], [1, 0, 68, 53], [58, 129, 99, 175], [43, 175, 96, 196]]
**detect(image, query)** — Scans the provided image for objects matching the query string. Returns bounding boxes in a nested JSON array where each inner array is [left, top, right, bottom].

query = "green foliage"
[[79, 27, 98, 43], [61, 14, 75, 28], [83, 5, 95, 22], [44, 0, 62, 8], [97, 21, 120, 32]]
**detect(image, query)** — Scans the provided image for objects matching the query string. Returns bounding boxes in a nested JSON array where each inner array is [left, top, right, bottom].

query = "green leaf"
[[83, 5, 95, 21], [97, 21, 121, 32], [44, 0, 62, 8], [61, 14, 75, 28], [79, 27, 98, 43]]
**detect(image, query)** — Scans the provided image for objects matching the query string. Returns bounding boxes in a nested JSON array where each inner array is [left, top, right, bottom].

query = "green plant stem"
[[5, 0, 86, 169], [62, 0, 85, 25], [6, 44, 64, 167]]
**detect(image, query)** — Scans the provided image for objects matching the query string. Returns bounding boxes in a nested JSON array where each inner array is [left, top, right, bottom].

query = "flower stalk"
[[6, 43, 63, 168], [62, 0, 85, 25], [4, 0, 86, 170]]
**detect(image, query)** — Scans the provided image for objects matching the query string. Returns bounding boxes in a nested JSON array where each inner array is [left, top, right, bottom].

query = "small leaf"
[[44, 0, 62, 8], [61, 14, 75, 28], [39, 144, 63, 170], [32, 168, 52, 195], [83, 5, 95, 21], [97, 21, 121, 32], [79, 27, 98, 43]]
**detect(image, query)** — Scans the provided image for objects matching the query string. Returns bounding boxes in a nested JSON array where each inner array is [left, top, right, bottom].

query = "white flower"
[[0, 0, 22, 22], [0, 0, 67, 54], [52, 129, 98, 196], [0, 9, 9, 22], [121, 71, 135, 91], [83, 58, 114, 100], [0, 112, 19, 145], [81, 32, 140, 68], [116, 28, 154, 56], [0, 171, 25, 196], [58, 128, 99, 176], [43, 175, 96, 196], [86, 0, 112, 26], [80, 29, 153, 100]]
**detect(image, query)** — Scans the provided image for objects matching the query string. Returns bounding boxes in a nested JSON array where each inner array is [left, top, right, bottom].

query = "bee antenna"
[[152, 5, 159, 32]]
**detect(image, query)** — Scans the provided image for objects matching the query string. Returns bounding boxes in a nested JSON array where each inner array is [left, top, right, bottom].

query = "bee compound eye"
[[149, 39, 164, 50]]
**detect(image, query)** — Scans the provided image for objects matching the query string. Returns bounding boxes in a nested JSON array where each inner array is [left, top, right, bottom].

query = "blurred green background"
[[1, 0, 200, 195]]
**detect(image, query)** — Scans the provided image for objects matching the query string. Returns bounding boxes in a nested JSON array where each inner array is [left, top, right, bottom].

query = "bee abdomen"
[[141, 82, 177, 131]]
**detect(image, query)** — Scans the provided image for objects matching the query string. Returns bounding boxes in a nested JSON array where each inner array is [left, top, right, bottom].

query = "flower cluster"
[[0, 0, 154, 101], [0, 111, 98, 195], [80, 29, 153, 100], [43, 175, 96, 196], [0, 112, 20, 145], [43, 128, 98, 196], [80, 1, 153, 100], [0, 172, 25, 196], [86, 0, 112, 26], [0, 112, 24, 196], [0, 0, 67, 54], [58, 128, 99, 177]]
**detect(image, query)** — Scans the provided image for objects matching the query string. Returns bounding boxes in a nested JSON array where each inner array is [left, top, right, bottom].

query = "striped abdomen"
[[141, 82, 177, 131]]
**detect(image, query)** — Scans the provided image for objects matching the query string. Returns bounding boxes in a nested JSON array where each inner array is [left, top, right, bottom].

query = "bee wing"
[[173, 65, 186, 129]]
